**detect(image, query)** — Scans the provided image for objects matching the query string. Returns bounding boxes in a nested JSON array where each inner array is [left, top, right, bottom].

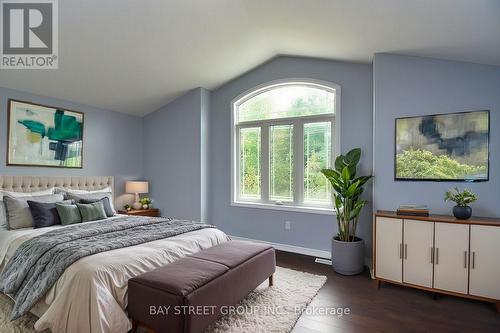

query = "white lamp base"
[[132, 193, 142, 210]]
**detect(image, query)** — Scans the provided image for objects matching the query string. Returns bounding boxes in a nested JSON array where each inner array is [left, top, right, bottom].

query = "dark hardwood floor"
[[275, 250, 500, 333]]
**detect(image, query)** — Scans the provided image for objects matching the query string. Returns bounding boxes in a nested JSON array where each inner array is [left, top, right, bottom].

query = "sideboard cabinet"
[[374, 211, 500, 312]]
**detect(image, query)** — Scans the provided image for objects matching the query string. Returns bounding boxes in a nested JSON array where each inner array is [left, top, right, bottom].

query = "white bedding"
[[0, 217, 230, 333]]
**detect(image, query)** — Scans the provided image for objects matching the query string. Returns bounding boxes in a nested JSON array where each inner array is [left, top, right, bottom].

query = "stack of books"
[[397, 205, 429, 216]]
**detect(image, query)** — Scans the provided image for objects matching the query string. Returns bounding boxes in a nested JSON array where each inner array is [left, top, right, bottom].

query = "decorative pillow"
[[65, 192, 116, 215], [80, 197, 114, 217], [0, 188, 54, 229], [56, 202, 82, 225], [76, 201, 107, 222], [27, 200, 73, 228], [55, 187, 112, 195], [4, 194, 64, 229]]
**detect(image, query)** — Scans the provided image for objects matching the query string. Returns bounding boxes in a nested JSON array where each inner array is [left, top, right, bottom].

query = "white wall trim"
[[230, 235, 374, 270], [229, 235, 331, 259]]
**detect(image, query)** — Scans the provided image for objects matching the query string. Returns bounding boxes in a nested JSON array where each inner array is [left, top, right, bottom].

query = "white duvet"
[[0, 217, 230, 333]]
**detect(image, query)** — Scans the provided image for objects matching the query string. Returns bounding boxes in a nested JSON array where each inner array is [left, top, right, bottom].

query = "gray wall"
[[210, 56, 373, 256], [0, 86, 144, 208], [373, 53, 500, 216], [143, 88, 210, 221]]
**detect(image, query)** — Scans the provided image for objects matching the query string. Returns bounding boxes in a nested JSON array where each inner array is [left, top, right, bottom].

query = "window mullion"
[[294, 120, 304, 206], [261, 124, 270, 203]]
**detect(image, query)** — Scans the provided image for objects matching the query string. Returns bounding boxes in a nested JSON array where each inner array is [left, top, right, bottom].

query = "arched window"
[[231, 80, 340, 213]]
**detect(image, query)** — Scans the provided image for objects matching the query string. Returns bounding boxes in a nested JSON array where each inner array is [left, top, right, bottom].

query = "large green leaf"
[[345, 148, 361, 165], [335, 155, 347, 172], [341, 166, 351, 185]]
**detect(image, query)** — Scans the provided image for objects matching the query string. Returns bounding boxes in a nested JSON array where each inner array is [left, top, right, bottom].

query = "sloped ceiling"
[[0, 0, 499, 116]]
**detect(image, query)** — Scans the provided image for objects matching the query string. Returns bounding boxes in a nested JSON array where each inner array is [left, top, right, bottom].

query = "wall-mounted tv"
[[395, 110, 489, 182]]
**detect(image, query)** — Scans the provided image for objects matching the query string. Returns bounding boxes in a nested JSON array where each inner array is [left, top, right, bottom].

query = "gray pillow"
[[27, 200, 73, 228], [76, 201, 107, 222], [4, 194, 65, 229], [0, 202, 6, 229], [80, 197, 114, 217], [56, 202, 82, 225], [0, 189, 54, 229], [65, 192, 116, 215]]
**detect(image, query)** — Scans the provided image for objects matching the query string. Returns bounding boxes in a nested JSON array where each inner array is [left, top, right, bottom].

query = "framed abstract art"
[[7, 99, 84, 168]]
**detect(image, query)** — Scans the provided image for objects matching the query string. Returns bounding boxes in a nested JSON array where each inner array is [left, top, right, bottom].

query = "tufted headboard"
[[0, 176, 114, 195]]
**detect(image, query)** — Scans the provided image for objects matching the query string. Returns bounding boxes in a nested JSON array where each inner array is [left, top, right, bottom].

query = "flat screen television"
[[395, 110, 489, 182]]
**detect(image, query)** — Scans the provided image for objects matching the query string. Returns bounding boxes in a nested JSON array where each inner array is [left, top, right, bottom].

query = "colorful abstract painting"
[[7, 99, 84, 168]]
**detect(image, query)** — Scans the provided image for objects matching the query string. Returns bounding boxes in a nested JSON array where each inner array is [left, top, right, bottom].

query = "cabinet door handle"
[[464, 251, 467, 269], [430, 247, 434, 264], [404, 244, 408, 260], [399, 243, 402, 259], [435, 248, 439, 265], [472, 251, 476, 269]]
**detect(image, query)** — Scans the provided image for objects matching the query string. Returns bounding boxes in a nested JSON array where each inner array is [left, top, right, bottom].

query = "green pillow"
[[76, 201, 107, 222], [56, 202, 82, 225]]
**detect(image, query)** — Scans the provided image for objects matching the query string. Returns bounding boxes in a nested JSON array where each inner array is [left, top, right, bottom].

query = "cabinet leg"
[[269, 274, 274, 287]]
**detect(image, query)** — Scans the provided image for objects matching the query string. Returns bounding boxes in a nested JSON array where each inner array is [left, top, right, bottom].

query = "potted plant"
[[124, 204, 132, 212], [445, 187, 478, 219], [321, 148, 373, 275], [139, 197, 152, 209]]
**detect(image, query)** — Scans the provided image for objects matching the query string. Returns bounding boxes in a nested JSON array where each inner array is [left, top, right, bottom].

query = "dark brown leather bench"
[[127, 240, 276, 333]]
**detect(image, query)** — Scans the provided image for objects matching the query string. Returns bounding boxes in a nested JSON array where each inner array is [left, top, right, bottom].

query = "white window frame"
[[231, 79, 341, 215]]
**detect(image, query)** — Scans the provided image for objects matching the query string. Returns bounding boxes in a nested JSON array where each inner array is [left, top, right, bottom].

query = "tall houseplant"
[[321, 148, 373, 275]]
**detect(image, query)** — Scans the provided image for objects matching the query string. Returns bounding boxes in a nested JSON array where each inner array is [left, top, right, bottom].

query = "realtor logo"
[[1, 0, 58, 69]]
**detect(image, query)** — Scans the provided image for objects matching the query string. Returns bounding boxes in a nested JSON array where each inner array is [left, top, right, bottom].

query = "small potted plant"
[[139, 197, 152, 209], [124, 204, 132, 212], [321, 148, 373, 275], [445, 187, 478, 219]]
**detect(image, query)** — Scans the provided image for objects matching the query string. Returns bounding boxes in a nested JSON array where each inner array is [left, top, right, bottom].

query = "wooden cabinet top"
[[376, 210, 500, 227], [118, 209, 160, 217]]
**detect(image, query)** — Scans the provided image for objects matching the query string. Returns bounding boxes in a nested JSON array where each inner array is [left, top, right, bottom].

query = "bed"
[[0, 176, 230, 333]]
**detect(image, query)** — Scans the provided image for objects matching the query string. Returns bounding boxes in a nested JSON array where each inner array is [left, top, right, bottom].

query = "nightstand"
[[118, 209, 160, 217]]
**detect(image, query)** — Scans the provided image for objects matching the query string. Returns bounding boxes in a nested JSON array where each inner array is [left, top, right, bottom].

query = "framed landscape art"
[[395, 110, 489, 182], [7, 99, 84, 168]]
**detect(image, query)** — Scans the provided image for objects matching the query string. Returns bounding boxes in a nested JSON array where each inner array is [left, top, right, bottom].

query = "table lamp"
[[126, 181, 149, 210]]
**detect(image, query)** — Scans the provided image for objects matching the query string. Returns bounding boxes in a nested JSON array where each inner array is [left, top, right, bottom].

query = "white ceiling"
[[1, 0, 499, 116]]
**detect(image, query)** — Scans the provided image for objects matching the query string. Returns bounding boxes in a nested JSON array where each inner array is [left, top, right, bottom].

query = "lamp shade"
[[126, 181, 149, 194]]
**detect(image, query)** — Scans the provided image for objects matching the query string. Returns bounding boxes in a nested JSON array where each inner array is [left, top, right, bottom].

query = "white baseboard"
[[229, 235, 331, 259], [229, 235, 373, 269]]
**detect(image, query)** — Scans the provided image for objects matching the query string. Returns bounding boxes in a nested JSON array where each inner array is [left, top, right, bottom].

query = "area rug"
[[0, 267, 326, 333]]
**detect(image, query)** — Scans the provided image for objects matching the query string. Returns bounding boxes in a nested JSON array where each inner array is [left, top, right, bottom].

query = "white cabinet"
[[433, 222, 469, 294], [375, 214, 500, 309], [403, 219, 434, 288], [469, 225, 500, 300], [375, 217, 402, 283]]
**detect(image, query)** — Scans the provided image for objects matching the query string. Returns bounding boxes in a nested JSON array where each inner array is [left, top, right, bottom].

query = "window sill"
[[231, 201, 335, 215]]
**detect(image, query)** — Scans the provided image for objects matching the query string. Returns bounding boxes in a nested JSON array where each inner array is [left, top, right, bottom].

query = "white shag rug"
[[0, 267, 326, 333]]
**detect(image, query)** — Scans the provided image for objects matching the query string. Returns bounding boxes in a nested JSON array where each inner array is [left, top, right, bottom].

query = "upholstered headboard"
[[0, 176, 114, 194]]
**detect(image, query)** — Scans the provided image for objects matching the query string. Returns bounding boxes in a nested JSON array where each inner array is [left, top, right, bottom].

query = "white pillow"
[[55, 187, 112, 195], [0, 188, 55, 229], [0, 188, 54, 198]]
